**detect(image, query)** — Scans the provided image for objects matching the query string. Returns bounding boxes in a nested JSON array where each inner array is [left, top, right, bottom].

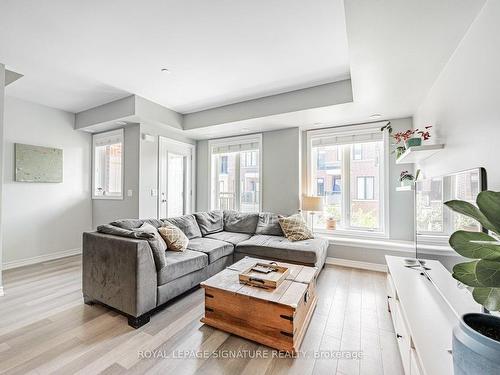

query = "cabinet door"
[[393, 301, 411, 374]]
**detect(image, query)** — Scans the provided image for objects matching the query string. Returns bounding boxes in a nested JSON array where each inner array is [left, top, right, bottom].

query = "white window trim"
[[207, 133, 263, 212], [306, 122, 390, 238], [92, 128, 124, 200]]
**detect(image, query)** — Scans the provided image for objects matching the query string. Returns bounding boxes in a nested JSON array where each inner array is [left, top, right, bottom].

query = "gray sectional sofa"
[[82, 210, 328, 328]]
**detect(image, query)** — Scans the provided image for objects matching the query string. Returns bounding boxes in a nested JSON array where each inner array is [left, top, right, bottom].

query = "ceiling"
[[0, 0, 349, 113], [1, 0, 487, 139]]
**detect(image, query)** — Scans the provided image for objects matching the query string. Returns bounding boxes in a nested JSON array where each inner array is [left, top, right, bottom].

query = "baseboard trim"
[[326, 257, 387, 273], [2, 248, 82, 270]]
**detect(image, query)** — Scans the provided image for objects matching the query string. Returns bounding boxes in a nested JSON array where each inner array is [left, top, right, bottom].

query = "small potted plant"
[[399, 171, 414, 187], [326, 216, 337, 230], [381, 124, 433, 160], [445, 191, 500, 375]]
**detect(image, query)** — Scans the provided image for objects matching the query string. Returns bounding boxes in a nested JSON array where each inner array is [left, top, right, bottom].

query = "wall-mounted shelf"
[[396, 185, 415, 192], [396, 144, 444, 164]]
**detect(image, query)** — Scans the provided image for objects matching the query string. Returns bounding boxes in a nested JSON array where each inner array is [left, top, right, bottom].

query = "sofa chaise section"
[[234, 234, 328, 269]]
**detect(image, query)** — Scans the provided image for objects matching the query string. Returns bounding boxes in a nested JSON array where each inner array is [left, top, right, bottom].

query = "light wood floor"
[[0, 256, 403, 375]]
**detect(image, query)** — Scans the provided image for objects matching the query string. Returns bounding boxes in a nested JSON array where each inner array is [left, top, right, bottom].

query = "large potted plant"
[[445, 191, 500, 375]]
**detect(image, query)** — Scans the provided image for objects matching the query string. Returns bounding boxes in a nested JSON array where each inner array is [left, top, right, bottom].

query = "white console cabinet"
[[385, 256, 481, 375]]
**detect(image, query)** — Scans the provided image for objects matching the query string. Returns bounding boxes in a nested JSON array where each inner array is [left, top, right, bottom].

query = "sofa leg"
[[128, 314, 150, 329], [83, 295, 94, 305]]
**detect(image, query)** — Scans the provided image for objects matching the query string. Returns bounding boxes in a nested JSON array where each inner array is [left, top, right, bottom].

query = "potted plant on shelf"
[[444, 191, 500, 375], [381, 123, 433, 159], [399, 171, 414, 187]]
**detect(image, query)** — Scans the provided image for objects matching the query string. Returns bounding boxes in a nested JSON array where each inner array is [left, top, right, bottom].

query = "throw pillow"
[[133, 223, 168, 270], [278, 214, 314, 242], [158, 222, 189, 251], [255, 212, 284, 236]]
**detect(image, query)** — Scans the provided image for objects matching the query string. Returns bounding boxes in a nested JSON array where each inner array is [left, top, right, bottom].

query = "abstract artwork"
[[15, 143, 63, 183]]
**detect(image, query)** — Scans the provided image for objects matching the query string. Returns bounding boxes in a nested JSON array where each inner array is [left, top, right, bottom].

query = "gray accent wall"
[[262, 128, 301, 215], [92, 124, 140, 227], [2, 96, 92, 265]]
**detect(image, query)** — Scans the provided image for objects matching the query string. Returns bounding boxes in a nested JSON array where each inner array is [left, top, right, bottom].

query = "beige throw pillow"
[[158, 222, 189, 251], [278, 214, 314, 241]]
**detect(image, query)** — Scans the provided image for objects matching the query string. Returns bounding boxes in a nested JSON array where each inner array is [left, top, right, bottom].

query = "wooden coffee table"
[[200, 257, 318, 353]]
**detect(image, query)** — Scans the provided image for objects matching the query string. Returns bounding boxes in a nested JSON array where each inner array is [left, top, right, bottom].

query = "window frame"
[[306, 123, 390, 238], [92, 128, 125, 200], [207, 134, 263, 212]]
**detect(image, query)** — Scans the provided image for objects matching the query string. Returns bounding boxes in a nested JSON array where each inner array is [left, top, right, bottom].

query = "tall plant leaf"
[[472, 287, 500, 312], [444, 200, 497, 233], [476, 259, 500, 287], [452, 261, 483, 287], [477, 191, 500, 234], [449, 230, 500, 260]]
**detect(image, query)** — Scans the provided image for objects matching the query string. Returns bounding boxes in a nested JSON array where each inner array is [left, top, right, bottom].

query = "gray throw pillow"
[[194, 211, 223, 235], [133, 223, 167, 270], [255, 212, 284, 236], [97, 224, 154, 239], [223, 210, 259, 234], [164, 214, 202, 239]]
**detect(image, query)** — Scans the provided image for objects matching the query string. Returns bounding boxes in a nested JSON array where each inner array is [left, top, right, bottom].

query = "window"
[[416, 169, 481, 241], [220, 156, 228, 174], [356, 176, 375, 200], [92, 129, 124, 199], [307, 125, 387, 234], [353, 144, 363, 160], [209, 135, 262, 212]]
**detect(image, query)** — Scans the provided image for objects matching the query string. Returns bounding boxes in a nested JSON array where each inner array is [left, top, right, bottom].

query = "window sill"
[[92, 195, 123, 200], [316, 233, 457, 256]]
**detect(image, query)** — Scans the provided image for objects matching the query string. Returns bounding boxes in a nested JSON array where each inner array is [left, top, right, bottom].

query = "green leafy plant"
[[445, 191, 500, 311]]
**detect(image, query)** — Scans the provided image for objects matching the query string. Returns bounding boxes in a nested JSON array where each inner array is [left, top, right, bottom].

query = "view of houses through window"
[[309, 132, 384, 233], [210, 137, 261, 212], [93, 129, 123, 199]]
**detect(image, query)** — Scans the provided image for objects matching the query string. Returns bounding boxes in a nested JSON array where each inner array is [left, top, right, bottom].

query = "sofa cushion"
[[164, 214, 202, 239], [110, 218, 164, 230], [235, 234, 328, 266], [133, 223, 168, 270], [187, 237, 234, 263], [278, 214, 314, 241], [223, 210, 259, 234], [96, 223, 167, 271], [158, 250, 208, 285], [205, 231, 252, 245], [255, 212, 284, 236], [194, 211, 223, 235], [158, 222, 189, 252]]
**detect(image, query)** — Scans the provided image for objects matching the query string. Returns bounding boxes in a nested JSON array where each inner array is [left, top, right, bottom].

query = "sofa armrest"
[[82, 231, 157, 317]]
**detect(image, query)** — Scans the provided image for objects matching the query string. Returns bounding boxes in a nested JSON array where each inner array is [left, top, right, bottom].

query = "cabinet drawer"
[[410, 349, 423, 375], [386, 273, 397, 300], [393, 300, 411, 375]]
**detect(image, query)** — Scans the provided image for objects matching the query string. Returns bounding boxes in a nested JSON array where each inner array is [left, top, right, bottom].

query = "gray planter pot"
[[452, 313, 500, 375]]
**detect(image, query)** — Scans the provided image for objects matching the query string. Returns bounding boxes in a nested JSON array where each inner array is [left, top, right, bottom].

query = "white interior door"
[[158, 137, 195, 219]]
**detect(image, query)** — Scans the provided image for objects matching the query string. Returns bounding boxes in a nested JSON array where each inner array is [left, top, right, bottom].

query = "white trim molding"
[[326, 257, 387, 272], [0, 286, 4, 297], [2, 248, 82, 270]]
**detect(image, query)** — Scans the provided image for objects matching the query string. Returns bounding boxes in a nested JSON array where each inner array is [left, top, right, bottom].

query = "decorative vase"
[[395, 146, 406, 159], [452, 313, 500, 375], [326, 218, 336, 230], [405, 137, 422, 148], [400, 179, 413, 187]]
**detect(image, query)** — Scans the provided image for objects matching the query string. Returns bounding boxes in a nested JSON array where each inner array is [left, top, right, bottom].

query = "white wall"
[[414, 0, 499, 190], [0, 64, 5, 291], [139, 122, 195, 219], [92, 124, 140, 227], [2, 96, 92, 265]]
